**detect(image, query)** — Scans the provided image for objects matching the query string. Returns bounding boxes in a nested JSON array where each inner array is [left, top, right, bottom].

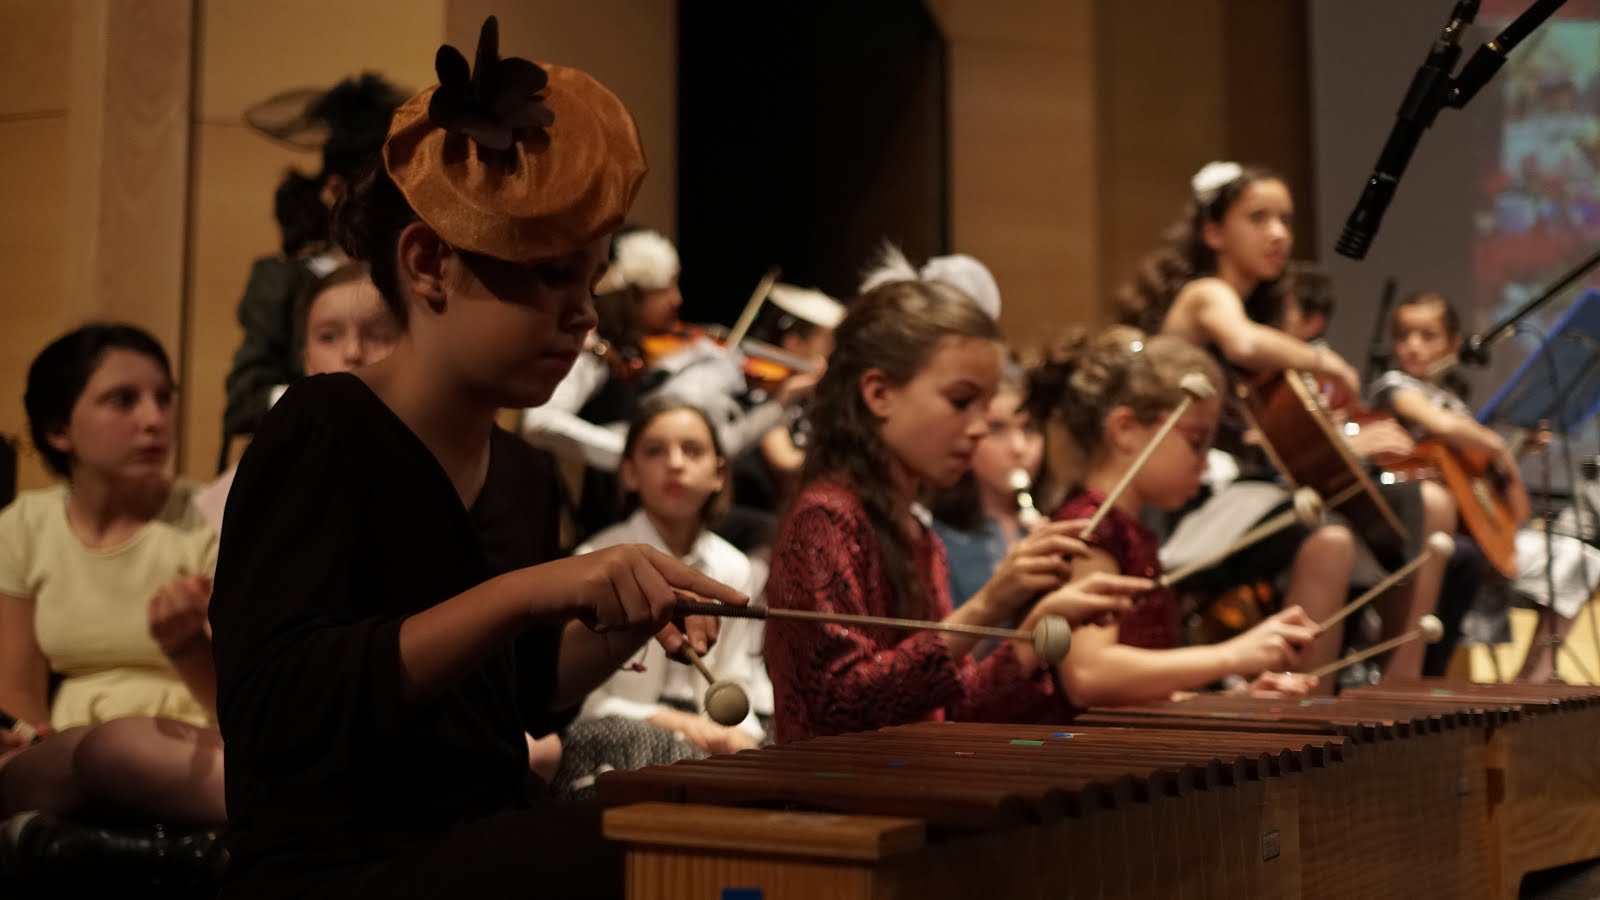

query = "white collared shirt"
[[573, 509, 771, 740], [520, 343, 788, 474]]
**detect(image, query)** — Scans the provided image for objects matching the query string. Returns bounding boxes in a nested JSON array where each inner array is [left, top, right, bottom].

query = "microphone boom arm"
[[1335, 0, 1567, 260]]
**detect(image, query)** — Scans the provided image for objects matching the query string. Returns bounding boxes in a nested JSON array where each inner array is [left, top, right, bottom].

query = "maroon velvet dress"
[[764, 480, 1074, 744], [1055, 488, 1180, 651]]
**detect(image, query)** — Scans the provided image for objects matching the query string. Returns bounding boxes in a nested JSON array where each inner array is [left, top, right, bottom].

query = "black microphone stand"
[[1459, 245, 1600, 367], [1365, 277, 1399, 385], [1336, 0, 1567, 260]]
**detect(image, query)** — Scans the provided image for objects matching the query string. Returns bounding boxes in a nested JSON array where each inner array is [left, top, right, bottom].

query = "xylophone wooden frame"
[[599, 680, 1600, 900]]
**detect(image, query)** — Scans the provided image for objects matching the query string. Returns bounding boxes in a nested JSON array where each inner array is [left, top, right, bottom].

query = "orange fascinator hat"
[[382, 17, 648, 262]]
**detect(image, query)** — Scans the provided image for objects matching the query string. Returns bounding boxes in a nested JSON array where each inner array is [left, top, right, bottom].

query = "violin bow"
[[725, 267, 782, 351]]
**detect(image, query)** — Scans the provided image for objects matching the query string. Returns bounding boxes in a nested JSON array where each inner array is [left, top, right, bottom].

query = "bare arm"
[[166, 644, 217, 719], [1054, 551, 1313, 706], [1180, 279, 1360, 402], [149, 575, 219, 719], [1054, 552, 1239, 707], [0, 592, 51, 726], [1390, 389, 1530, 522], [1390, 389, 1506, 457]]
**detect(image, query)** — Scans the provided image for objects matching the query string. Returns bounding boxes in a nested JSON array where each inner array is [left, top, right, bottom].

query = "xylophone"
[[602, 719, 1334, 899], [598, 680, 1600, 900]]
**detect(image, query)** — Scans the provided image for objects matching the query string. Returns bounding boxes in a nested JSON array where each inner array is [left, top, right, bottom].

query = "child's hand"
[[1223, 605, 1317, 676], [1245, 670, 1318, 697], [980, 521, 1090, 618], [650, 709, 757, 755], [656, 618, 719, 659], [149, 575, 213, 656], [774, 364, 826, 407], [0, 727, 31, 766], [1025, 572, 1151, 629], [559, 544, 748, 634], [1315, 348, 1362, 410], [1346, 418, 1415, 464]]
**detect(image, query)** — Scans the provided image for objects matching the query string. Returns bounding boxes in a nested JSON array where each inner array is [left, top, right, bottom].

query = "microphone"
[[1335, 1, 1477, 260]]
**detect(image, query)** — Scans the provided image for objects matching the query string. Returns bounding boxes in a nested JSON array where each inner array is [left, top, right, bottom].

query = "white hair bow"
[[1191, 161, 1243, 205]]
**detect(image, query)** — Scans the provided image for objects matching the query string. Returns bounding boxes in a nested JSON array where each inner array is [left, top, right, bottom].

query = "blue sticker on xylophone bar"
[[722, 890, 763, 900]]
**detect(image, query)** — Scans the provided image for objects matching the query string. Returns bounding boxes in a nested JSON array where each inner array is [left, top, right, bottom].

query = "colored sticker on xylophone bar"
[[722, 890, 762, 900]]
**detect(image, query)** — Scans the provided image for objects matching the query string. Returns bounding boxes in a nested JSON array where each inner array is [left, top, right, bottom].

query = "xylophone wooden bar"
[[1346, 681, 1600, 898], [1079, 691, 1499, 900]]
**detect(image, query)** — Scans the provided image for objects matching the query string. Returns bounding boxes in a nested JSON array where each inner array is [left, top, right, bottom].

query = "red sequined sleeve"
[[765, 490, 964, 743], [951, 642, 1078, 724]]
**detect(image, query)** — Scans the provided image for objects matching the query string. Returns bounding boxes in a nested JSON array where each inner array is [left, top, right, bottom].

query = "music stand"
[[1477, 288, 1600, 682], [1479, 289, 1600, 433]]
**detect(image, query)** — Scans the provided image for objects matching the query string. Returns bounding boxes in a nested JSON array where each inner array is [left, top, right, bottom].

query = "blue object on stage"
[[1478, 288, 1600, 432]]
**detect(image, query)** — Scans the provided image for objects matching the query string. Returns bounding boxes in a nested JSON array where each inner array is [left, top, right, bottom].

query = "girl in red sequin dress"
[[764, 279, 1150, 743], [1028, 327, 1321, 705]]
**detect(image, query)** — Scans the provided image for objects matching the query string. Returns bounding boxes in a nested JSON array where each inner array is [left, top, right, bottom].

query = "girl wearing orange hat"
[[208, 19, 741, 899]]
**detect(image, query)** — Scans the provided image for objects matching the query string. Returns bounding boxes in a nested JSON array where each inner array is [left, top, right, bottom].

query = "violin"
[[640, 323, 816, 393]]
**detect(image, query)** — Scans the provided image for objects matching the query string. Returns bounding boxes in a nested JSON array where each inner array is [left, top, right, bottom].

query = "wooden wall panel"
[[1222, 0, 1315, 252], [937, 0, 1310, 341], [445, 0, 677, 236], [61, 0, 193, 343], [0, 1, 70, 492], [184, 123, 303, 475], [0, 118, 70, 492], [0, 0, 71, 118], [196, 0, 444, 121], [935, 0, 1099, 353], [1094, 0, 1230, 327], [182, 0, 444, 477]]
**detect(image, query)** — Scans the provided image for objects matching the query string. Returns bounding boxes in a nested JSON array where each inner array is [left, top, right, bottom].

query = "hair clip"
[[1191, 161, 1243, 205]]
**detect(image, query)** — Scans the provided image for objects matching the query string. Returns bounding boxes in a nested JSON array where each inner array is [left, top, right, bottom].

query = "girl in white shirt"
[[572, 396, 769, 755]]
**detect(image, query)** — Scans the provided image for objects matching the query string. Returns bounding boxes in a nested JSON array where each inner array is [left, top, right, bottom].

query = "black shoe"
[[0, 810, 224, 895]]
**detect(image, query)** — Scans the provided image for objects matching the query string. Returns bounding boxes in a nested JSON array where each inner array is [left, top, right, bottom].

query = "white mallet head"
[[1178, 371, 1217, 401], [1418, 614, 1445, 644], [1032, 615, 1073, 665], [702, 681, 751, 728], [1425, 531, 1456, 560], [1292, 487, 1325, 527]]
